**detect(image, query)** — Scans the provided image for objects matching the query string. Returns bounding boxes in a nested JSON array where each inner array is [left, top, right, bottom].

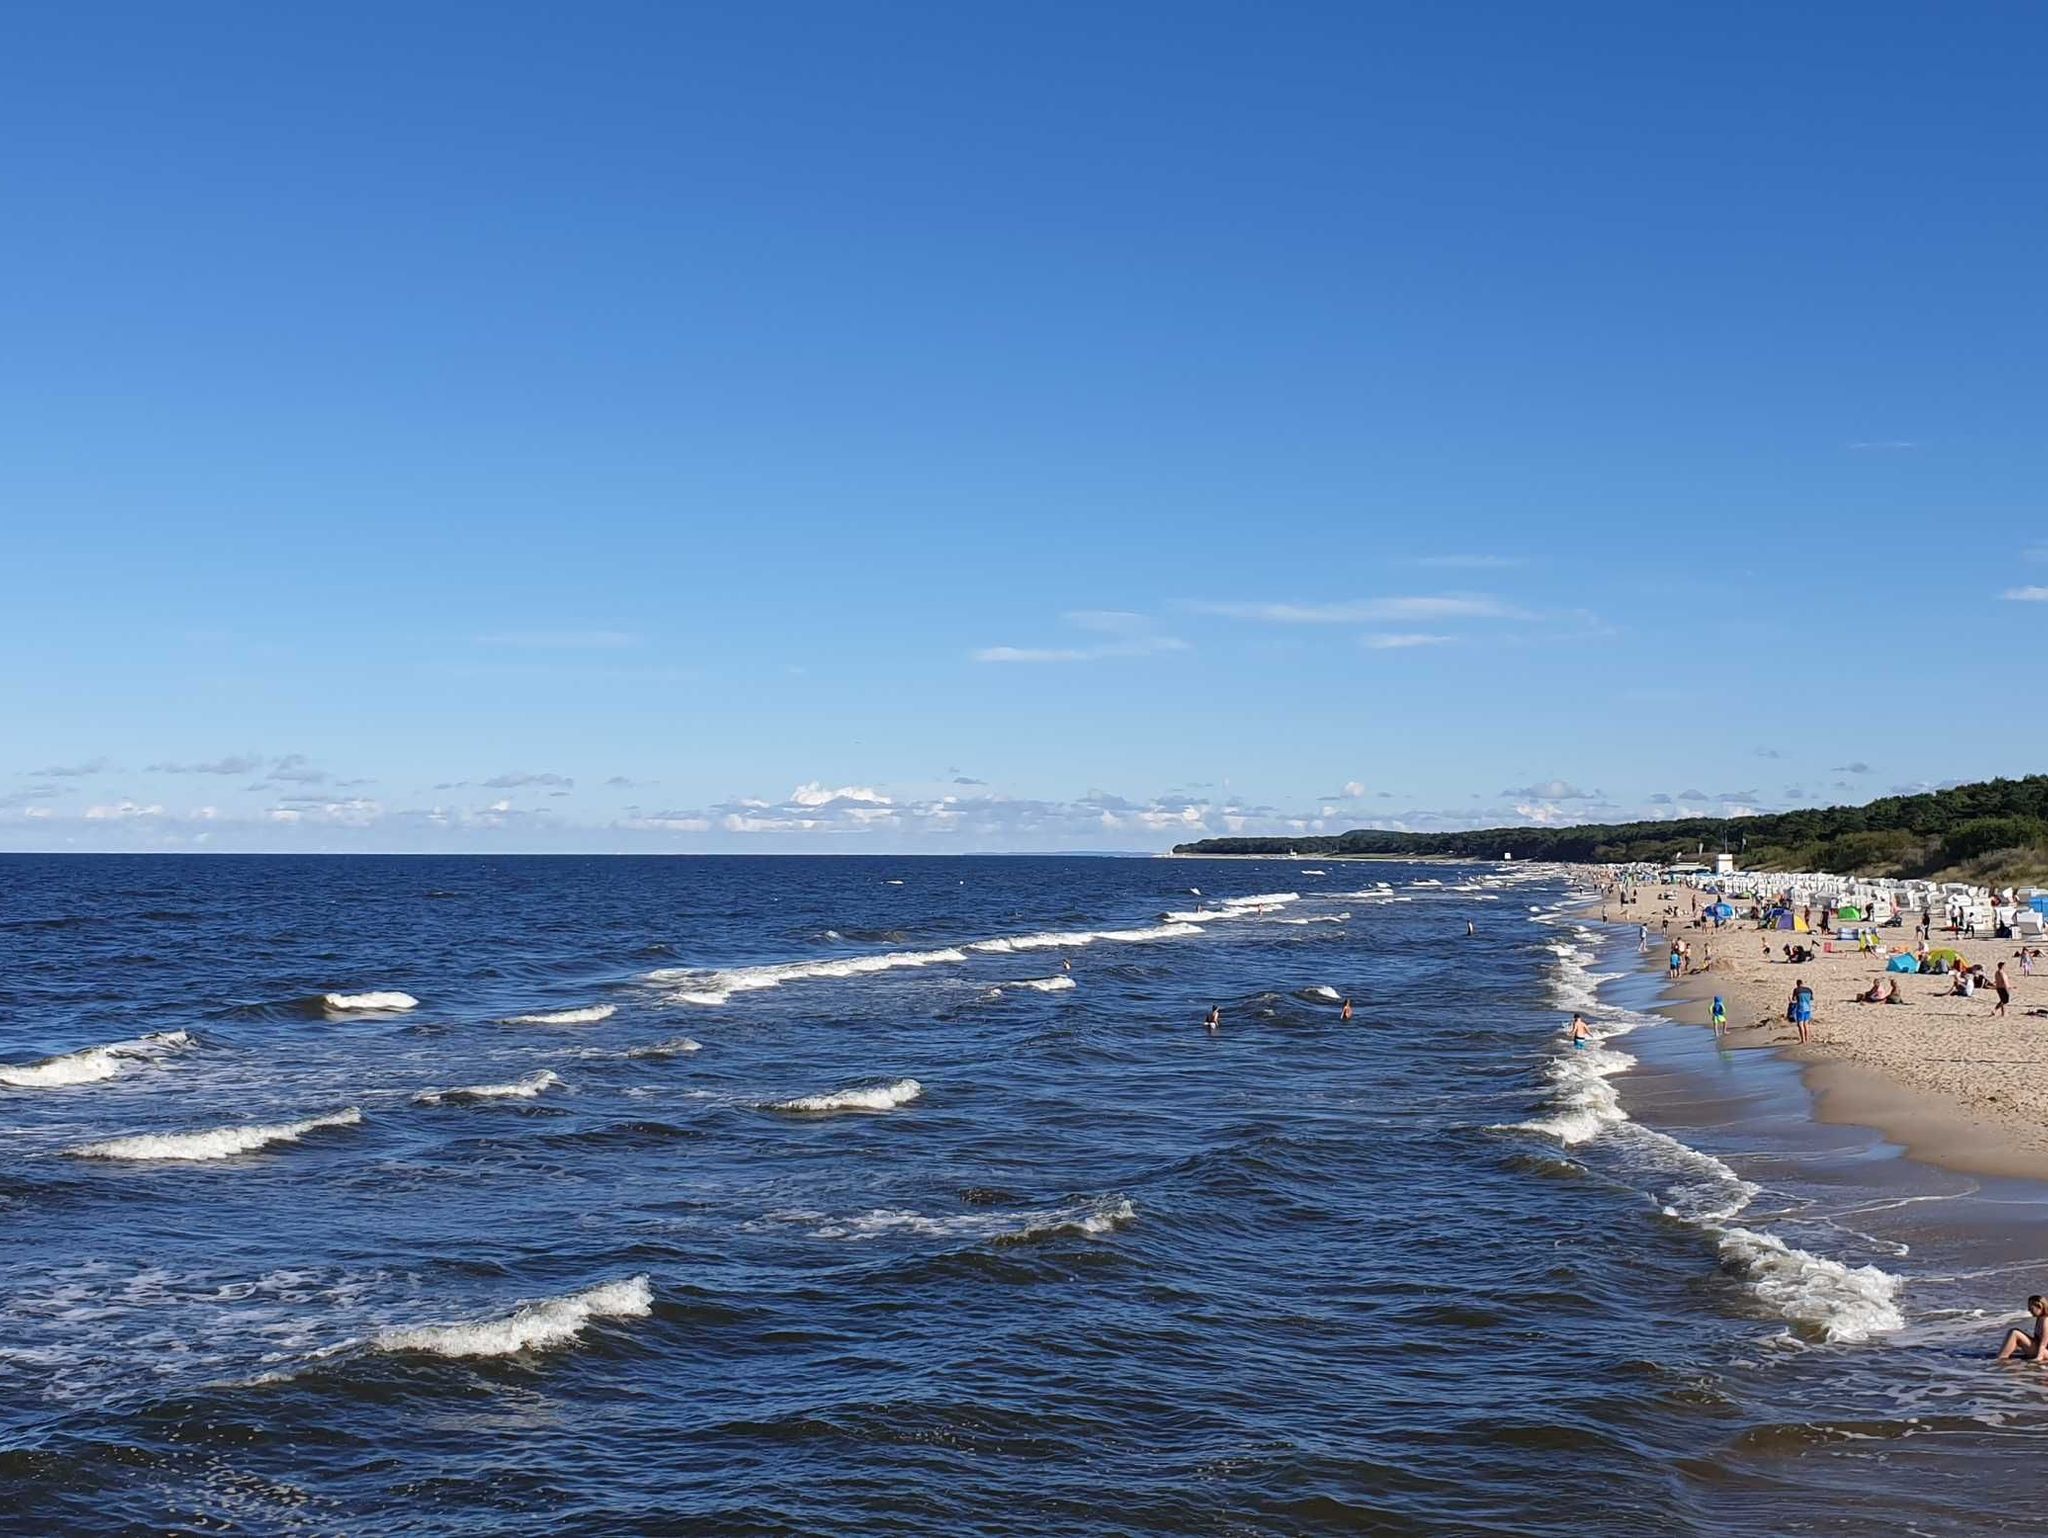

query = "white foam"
[[624, 1036, 703, 1058], [1008, 975, 1076, 992], [0, 1031, 191, 1089], [70, 1108, 363, 1162], [651, 947, 967, 1006], [968, 922, 1201, 955], [780, 1197, 1136, 1243], [1278, 913, 1350, 925], [1222, 891, 1301, 908], [503, 1005, 616, 1026], [1710, 1226, 1904, 1343], [413, 1070, 559, 1105], [770, 1077, 923, 1114], [1507, 910, 1904, 1344], [373, 1275, 653, 1358], [322, 991, 417, 1012]]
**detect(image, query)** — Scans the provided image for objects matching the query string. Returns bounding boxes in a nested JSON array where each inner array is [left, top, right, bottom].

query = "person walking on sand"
[[1789, 979, 1814, 1043], [1997, 1296, 2048, 1362], [1993, 962, 2012, 1018]]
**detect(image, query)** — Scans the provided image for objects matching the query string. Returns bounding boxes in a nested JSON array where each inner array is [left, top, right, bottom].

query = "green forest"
[[1173, 775, 2048, 883]]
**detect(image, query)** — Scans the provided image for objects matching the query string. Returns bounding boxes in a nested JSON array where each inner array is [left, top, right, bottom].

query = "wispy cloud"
[[2003, 586, 2048, 602], [1408, 554, 1526, 569], [265, 754, 329, 785], [1191, 595, 1523, 624], [475, 630, 639, 650], [1361, 632, 1452, 650], [1831, 761, 1872, 775], [147, 754, 263, 775], [1846, 440, 1919, 451], [972, 610, 1186, 664], [481, 771, 575, 789], [30, 758, 111, 778]]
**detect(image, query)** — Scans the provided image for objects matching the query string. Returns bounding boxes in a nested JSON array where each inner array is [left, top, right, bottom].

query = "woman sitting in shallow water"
[[1997, 1296, 2048, 1362]]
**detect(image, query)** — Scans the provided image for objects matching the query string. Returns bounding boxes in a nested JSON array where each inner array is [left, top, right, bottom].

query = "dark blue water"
[[3, 855, 2045, 1536]]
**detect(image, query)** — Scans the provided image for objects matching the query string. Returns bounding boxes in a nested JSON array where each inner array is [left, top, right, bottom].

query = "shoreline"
[[1583, 881, 2047, 1182]]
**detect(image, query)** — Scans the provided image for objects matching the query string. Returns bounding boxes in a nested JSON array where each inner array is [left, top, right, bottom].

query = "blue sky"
[[3, 2, 2042, 852]]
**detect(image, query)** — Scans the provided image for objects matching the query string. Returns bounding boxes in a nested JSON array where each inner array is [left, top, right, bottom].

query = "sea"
[[4, 853, 2047, 1536]]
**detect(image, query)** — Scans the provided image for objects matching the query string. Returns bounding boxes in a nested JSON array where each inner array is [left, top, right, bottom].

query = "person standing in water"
[[1340, 998, 1353, 1022], [1205, 1005, 1221, 1032], [1711, 995, 1727, 1037], [1568, 1014, 1592, 1050], [1997, 1296, 2048, 1362], [1466, 919, 1476, 937]]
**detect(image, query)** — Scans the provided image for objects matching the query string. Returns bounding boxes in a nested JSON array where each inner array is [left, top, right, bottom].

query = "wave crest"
[[323, 991, 418, 1013], [770, 1077, 922, 1114], [70, 1107, 363, 1161], [503, 1005, 615, 1026], [414, 1071, 560, 1105], [0, 1030, 192, 1089], [373, 1275, 653, 1358]]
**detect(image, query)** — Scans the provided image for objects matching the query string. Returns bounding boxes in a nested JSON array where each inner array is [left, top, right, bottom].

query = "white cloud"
[[83, 800, 165, 820], [2003, 586, 2048, 602], [1362, 632, 1453, 650], [1192, 595, 1522, 624], [481, 771, 575, 788], [973, 610, 1187, 664], [788, 782, 891, 807], [1341, 781, 1366, 798], [476, 630, 638, 649]]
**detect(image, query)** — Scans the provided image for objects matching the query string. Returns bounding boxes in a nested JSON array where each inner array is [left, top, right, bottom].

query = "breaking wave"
[[651, 948, 967, 1006], [623, 1036, 703, 1058], [1296, 986, 1344, 1004], [413, 1071, 560, 1105], [503, 1005, 615, 1026], [69, 1108, 363, 1162], [1499, 921, 1903, 1344], [769, 1077, 923, 1114], [322, 991, 418, 1013], [769, 1196, 1137, 1244], [373, 1275, 653, 1358], [0, 1031, 192, 1089]]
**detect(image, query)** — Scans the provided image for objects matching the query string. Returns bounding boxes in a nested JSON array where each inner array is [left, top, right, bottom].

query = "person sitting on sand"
[[1951, 970, 1977, 999], [1997, 1296, 2048, 1362], [1859, 979, 1888, 1005]]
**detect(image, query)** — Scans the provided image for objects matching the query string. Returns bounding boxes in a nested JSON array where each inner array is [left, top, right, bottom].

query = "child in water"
[[1997, 1296, 2048, 1362]]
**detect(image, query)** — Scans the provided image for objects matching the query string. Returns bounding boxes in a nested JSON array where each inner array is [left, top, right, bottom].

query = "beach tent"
[[1925, 948, 1964, 970], [1838, 905, 1863, 922], [1708, 902, 1734, 920], [1886, 953, 1920, 972]]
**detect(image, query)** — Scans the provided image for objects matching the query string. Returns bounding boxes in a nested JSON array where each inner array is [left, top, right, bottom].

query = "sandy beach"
[[1592, 881, 2046, 1178]]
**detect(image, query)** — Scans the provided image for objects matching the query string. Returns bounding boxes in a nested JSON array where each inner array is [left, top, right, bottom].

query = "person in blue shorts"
[[1668, 944, 1683, 979], [1569, 1014, 1592, 1050]]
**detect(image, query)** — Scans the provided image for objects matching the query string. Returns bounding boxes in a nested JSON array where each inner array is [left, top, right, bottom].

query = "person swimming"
[[1340, 998, 1353, 1022], [1204, 1005, 1221, 1032], [1997, 1296, 2048, 1362]]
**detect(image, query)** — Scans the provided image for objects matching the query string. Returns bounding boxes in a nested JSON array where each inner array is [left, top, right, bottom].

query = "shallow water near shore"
[[4, 853, 2047, 1535]]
